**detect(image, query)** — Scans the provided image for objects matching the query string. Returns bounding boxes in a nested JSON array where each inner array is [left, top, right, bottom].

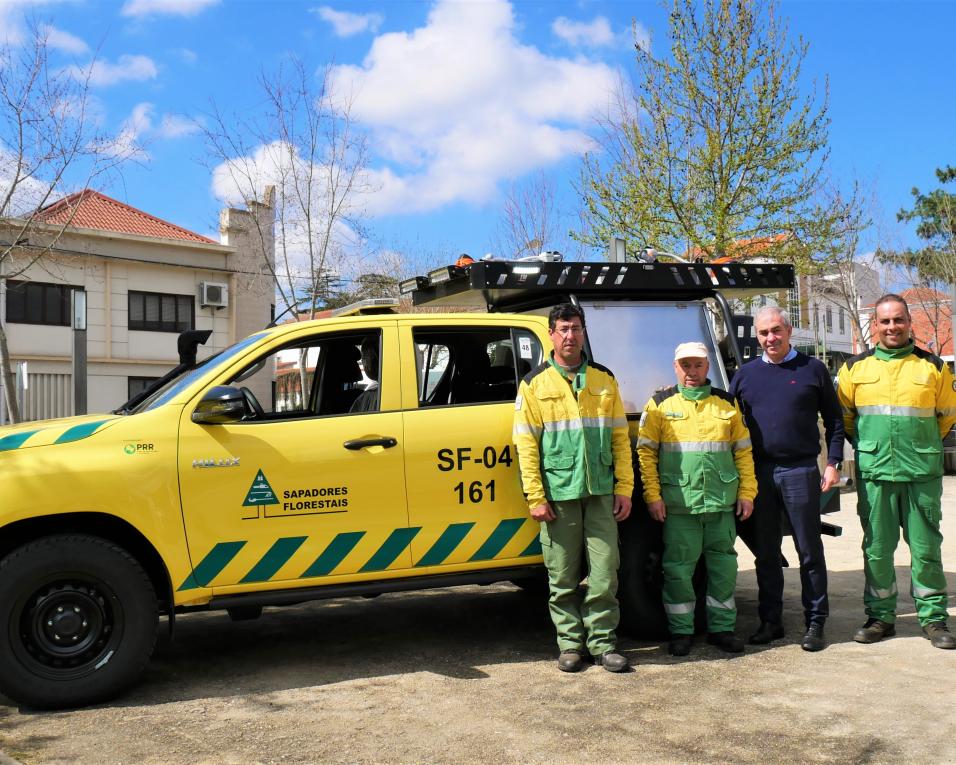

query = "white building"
[[1, 189, 275, 423], [734, 261, 882, 370]]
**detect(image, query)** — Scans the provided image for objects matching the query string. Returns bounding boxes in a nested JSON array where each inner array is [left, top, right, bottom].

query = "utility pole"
[[71, 289, 87, 416]]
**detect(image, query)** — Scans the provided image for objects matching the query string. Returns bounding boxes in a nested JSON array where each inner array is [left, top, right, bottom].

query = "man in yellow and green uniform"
[[638, 342, 756, 656], [513, 303, 634, 673], [837, 293, 956, 648]]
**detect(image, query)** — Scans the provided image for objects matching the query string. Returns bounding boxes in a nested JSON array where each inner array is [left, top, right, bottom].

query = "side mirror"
[[191, 386, 246, 424]]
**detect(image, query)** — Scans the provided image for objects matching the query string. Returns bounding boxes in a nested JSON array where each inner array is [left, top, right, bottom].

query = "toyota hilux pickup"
[[0, 258, 808, 708]]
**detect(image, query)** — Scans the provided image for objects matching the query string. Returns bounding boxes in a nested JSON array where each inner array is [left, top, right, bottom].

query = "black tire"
[[510, 571, 550, 598], [0, 534, 158, 709]]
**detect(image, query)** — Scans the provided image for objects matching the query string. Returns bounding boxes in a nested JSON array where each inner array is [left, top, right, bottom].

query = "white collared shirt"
[[761, 346, 798, 365]]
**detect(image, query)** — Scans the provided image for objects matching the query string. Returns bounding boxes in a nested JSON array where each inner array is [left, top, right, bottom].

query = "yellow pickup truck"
[[0, 258, 797, 708]]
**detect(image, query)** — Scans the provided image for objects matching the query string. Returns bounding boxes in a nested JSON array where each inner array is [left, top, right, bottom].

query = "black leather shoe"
[[923, 622, 956, 650], [801, 623, 826, 652], [668, 635, 692, 657], [706, 632, 745, 653], [557, 649, 585, 672], [853, 618, 895, 644], [748, 621, 785, 645], [596, 651, 630, 672]]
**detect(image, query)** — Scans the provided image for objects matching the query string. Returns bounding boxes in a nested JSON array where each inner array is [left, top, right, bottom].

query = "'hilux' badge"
[[192, 457, 240, 468]]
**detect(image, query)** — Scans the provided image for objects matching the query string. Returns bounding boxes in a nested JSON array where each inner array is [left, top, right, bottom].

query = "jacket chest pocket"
[[702, 408, 736, 441], [908, 369, 936, 409], [586, 384, 616, 418], [535, 387, 571, 423]]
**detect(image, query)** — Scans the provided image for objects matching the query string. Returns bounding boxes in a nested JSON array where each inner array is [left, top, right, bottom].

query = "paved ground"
[[3, 478, 956, 765]]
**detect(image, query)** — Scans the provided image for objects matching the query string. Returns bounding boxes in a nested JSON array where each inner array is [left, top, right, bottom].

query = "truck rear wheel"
[[617, 510, 670, 640], [0, 534, 158, 709]]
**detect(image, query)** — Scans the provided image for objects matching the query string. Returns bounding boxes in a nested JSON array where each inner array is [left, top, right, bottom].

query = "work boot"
[[557, 649, 585, 672], [748, 621, 785, 645], [801, 623, 826, 652], [922, 622, 956, 650], [668, 635, 692, 657], [596, 651, 630, 673], [706, 632, 745, 653], [853, 618, 895, 644]]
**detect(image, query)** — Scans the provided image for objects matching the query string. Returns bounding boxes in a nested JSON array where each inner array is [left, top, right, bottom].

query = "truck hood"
[[0, 414, 122, 453]]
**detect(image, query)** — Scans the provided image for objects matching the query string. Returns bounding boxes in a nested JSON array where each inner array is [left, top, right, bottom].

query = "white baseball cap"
[[674, 341, 709, 360]]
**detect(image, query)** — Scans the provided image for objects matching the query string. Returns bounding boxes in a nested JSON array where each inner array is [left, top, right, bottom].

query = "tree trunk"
[[0, 320, 21, 424]]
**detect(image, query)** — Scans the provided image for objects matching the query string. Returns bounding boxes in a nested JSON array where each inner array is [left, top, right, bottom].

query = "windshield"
[[130, 332, 269, 414]]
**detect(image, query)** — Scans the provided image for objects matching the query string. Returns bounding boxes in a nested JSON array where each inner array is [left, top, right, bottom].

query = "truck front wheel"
[[0, 534, 158, 709]]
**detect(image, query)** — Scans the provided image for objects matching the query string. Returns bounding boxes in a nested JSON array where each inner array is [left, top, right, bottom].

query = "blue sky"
[[2, 0, 953, 276]]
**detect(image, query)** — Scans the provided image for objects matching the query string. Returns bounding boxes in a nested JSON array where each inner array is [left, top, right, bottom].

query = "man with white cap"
[[637, 341, 757, 655]]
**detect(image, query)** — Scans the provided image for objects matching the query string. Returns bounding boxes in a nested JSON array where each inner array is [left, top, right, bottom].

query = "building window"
[[128, 376, 162, 400], [5, 280, 77, 326], [129, 291, 194, 333], [838, 307, 845, 333]]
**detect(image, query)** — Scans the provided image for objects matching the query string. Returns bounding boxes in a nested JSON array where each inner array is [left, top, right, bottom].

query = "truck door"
[[176, 323, 412, 595], [400, 319, 546, 572]]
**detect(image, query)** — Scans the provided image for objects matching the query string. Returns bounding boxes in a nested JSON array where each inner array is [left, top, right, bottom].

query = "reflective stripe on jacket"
[[513, 357, 633, 510], [837, 347, 956, 482], [637, 385, 757, 513]]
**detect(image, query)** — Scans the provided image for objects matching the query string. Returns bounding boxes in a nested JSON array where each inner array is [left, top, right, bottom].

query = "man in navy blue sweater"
[[729, 306, 844, 652]]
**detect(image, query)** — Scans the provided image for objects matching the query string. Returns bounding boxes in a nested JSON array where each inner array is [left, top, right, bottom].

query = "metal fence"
[[0, 365, 72, 424]]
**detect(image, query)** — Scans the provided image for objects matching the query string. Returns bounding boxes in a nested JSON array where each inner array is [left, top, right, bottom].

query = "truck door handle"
[[343, 437, 397, 450]]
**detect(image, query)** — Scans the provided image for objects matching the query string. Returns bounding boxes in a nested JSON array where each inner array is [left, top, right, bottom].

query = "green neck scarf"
[[679, 381, 711, 401], [549, 352, 588, 393], [875, 341, 914, 361]]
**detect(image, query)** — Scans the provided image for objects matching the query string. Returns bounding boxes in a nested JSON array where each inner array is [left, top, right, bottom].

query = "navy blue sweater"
[[729, 351, 845, 466]]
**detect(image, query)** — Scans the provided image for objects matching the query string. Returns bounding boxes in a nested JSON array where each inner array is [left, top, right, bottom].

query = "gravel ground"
[[3, 477, 956, 765]]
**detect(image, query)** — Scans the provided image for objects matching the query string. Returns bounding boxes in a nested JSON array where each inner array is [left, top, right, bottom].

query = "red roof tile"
[[32, 189, 218, 245]]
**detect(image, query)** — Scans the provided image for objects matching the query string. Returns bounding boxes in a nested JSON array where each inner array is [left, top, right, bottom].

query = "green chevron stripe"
[[0, 430, 41, 452], [360, 527, 421, 572], [178, 541, 246, 590], [54, 420, 110, 444], [415, 522, 475, 567], [301, 531, 366, 577], [520, 536, 542, 556], [469, 518, 526, 561], [240, 536, 307, 583]]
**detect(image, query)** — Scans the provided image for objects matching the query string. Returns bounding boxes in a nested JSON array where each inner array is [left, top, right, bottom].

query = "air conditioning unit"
[[199, 281, 229, 308]]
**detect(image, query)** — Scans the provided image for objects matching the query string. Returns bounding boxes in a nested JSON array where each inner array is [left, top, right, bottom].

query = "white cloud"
[[41, 24, 89, 54], [211, 141, 363, 280], [157, 113, 199, 138], [0, 147, 55, 217], [328, 0, 617, 215], [552, 15, 650, 51], [313, 6, 383, 37], [121, 0, 219, 17], [110, 102, 153, 160], [173, 47, 198, 64], [552, 16, 614, 47], [107, 102, 198, 159], [66, 54, 159, 87], [0, 0, 72, 46]]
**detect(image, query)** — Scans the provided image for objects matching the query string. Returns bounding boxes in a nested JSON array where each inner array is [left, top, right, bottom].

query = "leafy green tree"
[[577, 0, 844, 264], [883, 166, 956, 282]]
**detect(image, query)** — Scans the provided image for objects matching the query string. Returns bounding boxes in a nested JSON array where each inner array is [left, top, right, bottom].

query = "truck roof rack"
[[406, 260, 795, 312]]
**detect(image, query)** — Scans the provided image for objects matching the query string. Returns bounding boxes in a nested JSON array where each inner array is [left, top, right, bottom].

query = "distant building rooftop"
[[32, 189, 217, 245]]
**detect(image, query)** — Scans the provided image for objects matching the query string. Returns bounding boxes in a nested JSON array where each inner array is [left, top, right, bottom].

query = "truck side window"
[[226, 330, 382, 419], [413, 327, 540, 407]]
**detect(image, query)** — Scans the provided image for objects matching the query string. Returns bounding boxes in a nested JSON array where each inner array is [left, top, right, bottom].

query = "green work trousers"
[[662, 511, 738, 635], [856, 477, 948, 625], [539, 494, 619, 655]]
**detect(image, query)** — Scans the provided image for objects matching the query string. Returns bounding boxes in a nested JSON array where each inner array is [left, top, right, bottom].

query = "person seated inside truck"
[[350, 336, 380, 413]]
